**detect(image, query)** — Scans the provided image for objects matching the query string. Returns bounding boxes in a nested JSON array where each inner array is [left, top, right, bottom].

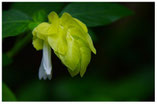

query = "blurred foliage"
[[2, 2, 154, 101], [28, 10, 47, 30], [2, 82, 16, 101], [61, 2, 133, 27], [2, 9, 31, 38], [11, 2, 66, 16], [7, 33, 32, 58], [11, 66, 153, 101], [2, 54, 12, 67]]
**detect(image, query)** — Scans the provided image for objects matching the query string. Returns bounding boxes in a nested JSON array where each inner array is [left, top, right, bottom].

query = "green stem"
[[6, 33, 32, 58]]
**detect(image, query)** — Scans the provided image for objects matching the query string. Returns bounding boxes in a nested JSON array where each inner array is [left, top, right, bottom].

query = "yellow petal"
[[55, 36, 80, 71], [48, 36, 67, 55], [80, 47, 91, 77], [68, 27, 96, 54], [48, 26, 68, 55], [67, 63, 80, 77], [48, 11, 59, 24], [48, 11, 59, 33], [86, 33, 96, 54], [60, 12, 96, 55], [68, 68, 79, 77], [68, 27, 88, 46], [67, 56, 81, 77], [60, 12, 77, 28], [73, 18, 88, 33], [33, 22, 52, 40], [32, 36, 43, 50]]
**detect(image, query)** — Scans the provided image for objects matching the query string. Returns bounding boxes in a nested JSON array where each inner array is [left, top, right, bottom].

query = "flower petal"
[[48, 11, 59, 24], [38, 57, 52, 80], [32, 36, 43, 50], [60, 12, 96, 54], [86, 33, 96, 54], [43, 42, 52, 75], [55, 36, 80, 71], [60, 12, 77, 28], [48, 25, 68, 55], [48, 11, 59, 33], [67, 67, 80, 77], [79, 47, 91, 77], [67, 26, 96, 54], [73, 18, 88, 33], [38, 57, 48, 80], [61, 13, 88, 32], [33, 22, 53, 40]]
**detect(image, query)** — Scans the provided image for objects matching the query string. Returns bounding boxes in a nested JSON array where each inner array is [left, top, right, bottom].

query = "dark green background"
[[2, 2, 154, 101]]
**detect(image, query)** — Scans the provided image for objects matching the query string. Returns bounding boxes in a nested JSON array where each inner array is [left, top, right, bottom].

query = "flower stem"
[[6, 33, 32, 58]]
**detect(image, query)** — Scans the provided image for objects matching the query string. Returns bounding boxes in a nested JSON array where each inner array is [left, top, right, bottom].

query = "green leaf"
[[88, 29, 98, 42], [2, 53, 12, 67], [28, 22, 40, 31], [32, 10, 47, 22], [28, 10, 47, 30], [2, 9, 31, 38], [61, 3, 133, 27], [11, 2, 66, 16], [2, 83, 16, 101]]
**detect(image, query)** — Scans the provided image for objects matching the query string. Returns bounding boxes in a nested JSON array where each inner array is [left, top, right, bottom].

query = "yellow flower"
[[32, 11, 96, 80]]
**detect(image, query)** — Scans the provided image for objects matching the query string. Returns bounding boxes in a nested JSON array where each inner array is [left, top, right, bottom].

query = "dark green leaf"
[[32, 10, 47, 22], [28, 10, 47, 30], [2, 54, 12, 67], [11, 2, 66, 16], [61, 2, 133, 27], [28, 22, 40, 30], [2, 9, 31, 38], [2, 83, 16, 101], [88, 29, 98, 42]]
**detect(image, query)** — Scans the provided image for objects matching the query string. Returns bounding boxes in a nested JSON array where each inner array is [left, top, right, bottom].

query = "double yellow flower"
[[32, 11, 96, 80]]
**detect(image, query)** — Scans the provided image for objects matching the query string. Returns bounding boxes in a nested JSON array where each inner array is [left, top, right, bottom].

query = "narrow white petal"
[[38, 57, 47, 80], [38, 42, 52, 80], [43, 42, 52, 75]]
